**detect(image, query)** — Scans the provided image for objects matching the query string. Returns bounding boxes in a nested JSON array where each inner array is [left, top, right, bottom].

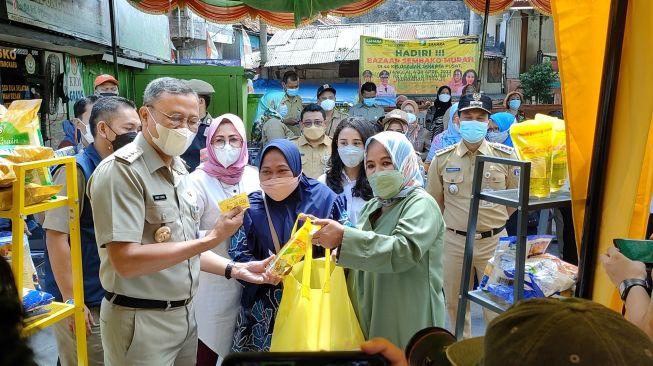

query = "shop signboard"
[[6, 0, 111, 45], [0, 46, 41, 107]]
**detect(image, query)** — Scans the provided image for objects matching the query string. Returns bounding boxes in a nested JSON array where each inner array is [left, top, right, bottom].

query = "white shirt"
[[189, 166, 261, 356], [318, 172, 368, 226]]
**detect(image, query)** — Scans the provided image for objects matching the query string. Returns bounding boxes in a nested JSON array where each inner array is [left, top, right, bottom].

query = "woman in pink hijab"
[[189, 114, 261, 365]]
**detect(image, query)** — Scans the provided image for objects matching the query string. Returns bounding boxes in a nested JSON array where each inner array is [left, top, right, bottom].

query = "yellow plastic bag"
[[270, 236, 365, 351], [509, 119, 554, 198]]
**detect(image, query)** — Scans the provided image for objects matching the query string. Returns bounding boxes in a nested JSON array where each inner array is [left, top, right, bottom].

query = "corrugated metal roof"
[[265, 20, 466, 67]]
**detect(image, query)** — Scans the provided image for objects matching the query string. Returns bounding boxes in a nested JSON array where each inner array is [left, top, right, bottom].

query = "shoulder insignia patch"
[[114, 146, 143, 164], [489, 142, 514, 155], [435, 144, 456, 157]]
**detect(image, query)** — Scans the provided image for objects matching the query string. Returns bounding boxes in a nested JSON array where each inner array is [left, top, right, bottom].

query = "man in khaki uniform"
[[426, 93, 518, 338], [88, 77, 275, 365], [291, 103, 332, 179], [260, 70, 303, 138], [316, 84, 348, 138]]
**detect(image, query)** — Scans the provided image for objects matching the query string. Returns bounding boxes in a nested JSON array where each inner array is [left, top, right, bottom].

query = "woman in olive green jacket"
[[312, 131, 445, 350]]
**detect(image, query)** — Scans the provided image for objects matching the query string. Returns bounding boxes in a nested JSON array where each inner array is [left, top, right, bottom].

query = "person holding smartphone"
[[601, 246, 653, 340]]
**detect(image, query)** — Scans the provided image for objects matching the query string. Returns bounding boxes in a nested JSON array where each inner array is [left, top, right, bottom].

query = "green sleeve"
[[337, 191, 444, 274]]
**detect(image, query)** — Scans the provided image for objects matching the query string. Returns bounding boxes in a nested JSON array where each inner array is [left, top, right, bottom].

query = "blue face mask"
[[406, 113, 417, 124], [459, 120, 489, 143], [286, 88, 299, 97], [508, 99, 521, 110], [363, 98, 376, 107], [486, 130, 510, 144]]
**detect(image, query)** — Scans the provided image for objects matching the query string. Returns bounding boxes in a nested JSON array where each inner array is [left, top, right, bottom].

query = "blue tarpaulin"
[[253, 79, 362, 105]]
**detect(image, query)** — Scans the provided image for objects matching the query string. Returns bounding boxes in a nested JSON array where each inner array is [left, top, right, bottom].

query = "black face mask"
[[97, 92, 119, 97], [111, 131, 137, 151]]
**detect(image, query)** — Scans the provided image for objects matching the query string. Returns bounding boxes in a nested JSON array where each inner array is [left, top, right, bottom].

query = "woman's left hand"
[[309, 217, 345, 250]]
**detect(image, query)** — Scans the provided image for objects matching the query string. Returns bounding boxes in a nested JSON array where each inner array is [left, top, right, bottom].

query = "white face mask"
[[320, 99, 336, 111], [80, 123, 94, 146], [148, 110, 196, 156], [214, 144, 241, 167], [439, 94, 451, 103]]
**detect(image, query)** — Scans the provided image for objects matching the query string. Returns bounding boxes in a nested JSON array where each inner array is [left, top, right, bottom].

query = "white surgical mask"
[[320, 99, 336, 111], [148, 109, 196, 156], [338, 145, 365, 168], [77, 120, 94, 146], [439, 94, 451, 103], [214, 144, 241, 167]]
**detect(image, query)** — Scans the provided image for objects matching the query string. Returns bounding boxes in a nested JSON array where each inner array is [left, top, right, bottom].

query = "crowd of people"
[[4, 71, 653, 366]]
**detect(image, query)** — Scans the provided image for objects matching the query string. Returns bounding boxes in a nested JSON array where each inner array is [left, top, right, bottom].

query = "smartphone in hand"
[[223, 351, 389, 366]]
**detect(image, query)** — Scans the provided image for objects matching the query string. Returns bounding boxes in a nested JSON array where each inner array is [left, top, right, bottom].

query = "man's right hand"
[[67, 304, 95, 336], [206, 207, 245, 245]]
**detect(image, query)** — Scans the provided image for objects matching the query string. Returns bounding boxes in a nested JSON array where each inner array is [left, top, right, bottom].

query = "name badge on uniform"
[[446, 167, 461, 172], [153, 194, 167, 201]]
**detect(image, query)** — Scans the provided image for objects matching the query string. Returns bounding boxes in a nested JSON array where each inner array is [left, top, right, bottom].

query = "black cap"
[[379, 70, 390, 77], [317, 83, 336, 97], [458, 93, 492, 114]]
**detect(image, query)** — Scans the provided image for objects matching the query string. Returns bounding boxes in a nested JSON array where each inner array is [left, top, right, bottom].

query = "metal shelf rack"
[[454, 155, 571, 339]]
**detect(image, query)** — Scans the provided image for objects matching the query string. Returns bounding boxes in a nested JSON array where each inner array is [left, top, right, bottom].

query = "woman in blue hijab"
[[425, 102, 461, 162], [311, 132, 445, 349], [229, 139, 346, 352], [487, 112, 516, 147]]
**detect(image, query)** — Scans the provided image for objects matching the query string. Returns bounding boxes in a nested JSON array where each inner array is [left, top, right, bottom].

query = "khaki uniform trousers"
[[443, 229, 504, 338], [53, 305, 104, 365], [100, 298, 198, 366]]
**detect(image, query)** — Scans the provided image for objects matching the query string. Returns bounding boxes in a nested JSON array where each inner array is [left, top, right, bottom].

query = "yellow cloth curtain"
[[553, 0, 653, 309]]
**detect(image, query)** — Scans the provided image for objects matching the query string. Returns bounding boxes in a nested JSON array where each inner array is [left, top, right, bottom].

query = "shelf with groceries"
[[0, 100, 87, 364]]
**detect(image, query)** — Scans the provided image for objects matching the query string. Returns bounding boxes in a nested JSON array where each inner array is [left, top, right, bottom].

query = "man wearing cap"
[[290, 103, 332, 179], [362, 70, 373, 83], [426, 93, 519, 338], [350, 82, 385, 126], [317, 84, 348, 138], [182, 79, 215, 172], [88, 77, 275, 365], [94, 74, 119, 97], [446, 297, 653, 365], [376, 70, 396, 98]]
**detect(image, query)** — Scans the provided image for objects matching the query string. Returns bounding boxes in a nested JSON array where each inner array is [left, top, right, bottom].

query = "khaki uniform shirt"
[[43, 167, 86, 233], [281, 95, 303, 136], [426, 140, 519, 232], [325, 109, 349, 138], [88, 134, 201, 301], [291, 135, 332, 179]]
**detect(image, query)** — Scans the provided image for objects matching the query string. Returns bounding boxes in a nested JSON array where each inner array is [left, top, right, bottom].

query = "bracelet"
[[225, 261, 235, 280]]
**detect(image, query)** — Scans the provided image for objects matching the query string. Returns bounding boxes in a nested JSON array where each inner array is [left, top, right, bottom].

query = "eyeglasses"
[[213, 137, 243, 149], [301, 120, 325, 128], [147, 105, 200, 131]]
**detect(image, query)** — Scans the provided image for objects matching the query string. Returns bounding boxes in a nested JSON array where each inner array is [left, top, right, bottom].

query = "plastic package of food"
[[22, 288, 54, 312], [509, 119, 554, 198], [479, 236, 578, 304], [536, 114, 569, 192], [267, 216, 321, 277], [0, 157, 17, 187], [0, 145, 55, 186], [0, 183, 62, 210], [0, 100, 44, 146]]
